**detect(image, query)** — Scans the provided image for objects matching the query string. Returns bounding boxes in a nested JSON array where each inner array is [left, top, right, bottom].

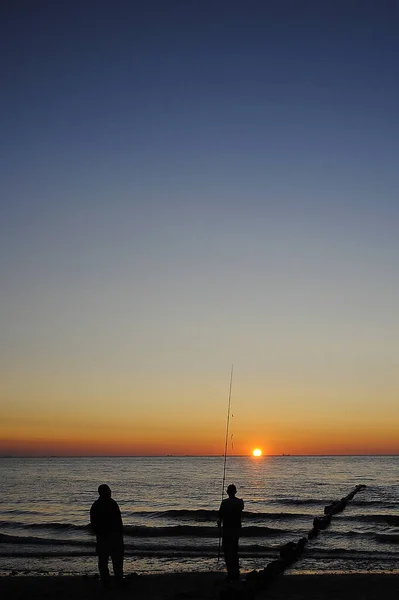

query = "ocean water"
[[0, 455, 398, 576]]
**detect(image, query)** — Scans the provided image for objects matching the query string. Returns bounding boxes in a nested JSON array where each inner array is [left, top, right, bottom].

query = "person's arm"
[[217, 501, 224, 527], [114, 502, 124, 534], [89, 503, 98, 535]]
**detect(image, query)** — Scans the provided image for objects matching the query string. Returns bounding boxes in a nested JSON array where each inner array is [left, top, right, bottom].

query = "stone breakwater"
[[220, 484, 367, 600]]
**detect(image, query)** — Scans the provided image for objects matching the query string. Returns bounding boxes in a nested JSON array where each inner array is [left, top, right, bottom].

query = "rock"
[[308, 527, 319, 539], [263, 559, 286, 577], [279, 541, 297, 560], [245, 570, 259, 582], [297, 537, 308, 550], [313, 515, 331, 530], [324, 500, 346, 515]]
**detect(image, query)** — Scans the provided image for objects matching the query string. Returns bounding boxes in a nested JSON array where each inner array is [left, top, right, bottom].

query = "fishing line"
[[218, 364, 234, 562]]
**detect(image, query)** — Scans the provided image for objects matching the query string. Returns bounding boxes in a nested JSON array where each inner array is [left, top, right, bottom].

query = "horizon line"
[[1, 453, 398, 458]]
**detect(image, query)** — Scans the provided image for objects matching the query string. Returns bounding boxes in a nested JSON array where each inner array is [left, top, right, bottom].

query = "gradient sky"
[[1, 1, 398, 456]]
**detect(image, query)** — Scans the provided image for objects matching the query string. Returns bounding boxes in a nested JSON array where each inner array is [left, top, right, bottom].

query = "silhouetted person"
[[218, 484, 244, 581], [90, 484, 124, 587]]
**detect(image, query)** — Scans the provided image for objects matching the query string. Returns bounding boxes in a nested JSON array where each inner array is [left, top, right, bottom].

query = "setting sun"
[[252, 448, 262, 457]]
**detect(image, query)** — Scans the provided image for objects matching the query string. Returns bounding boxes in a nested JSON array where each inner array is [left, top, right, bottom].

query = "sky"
[[1, 0, 398, 456]]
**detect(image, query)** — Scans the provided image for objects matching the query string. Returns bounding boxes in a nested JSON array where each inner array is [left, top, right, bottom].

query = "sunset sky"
[[1, 1, 398, 456]]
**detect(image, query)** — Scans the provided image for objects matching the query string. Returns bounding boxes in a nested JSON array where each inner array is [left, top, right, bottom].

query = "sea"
[[0, 455, 398, 576]]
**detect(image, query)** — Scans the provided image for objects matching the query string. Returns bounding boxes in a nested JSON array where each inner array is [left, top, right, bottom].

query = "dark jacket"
[[90, 496, 123, 537], [219, 496, 244, 531]]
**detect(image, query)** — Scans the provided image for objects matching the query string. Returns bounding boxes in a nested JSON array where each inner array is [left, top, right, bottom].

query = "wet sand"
[[0, 573, 398, 600]]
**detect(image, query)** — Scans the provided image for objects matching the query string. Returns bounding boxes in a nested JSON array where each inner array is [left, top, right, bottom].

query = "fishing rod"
[[217, 364, 234, 562]]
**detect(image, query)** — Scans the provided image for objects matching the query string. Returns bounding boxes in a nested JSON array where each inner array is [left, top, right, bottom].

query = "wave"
[[0, 521, 90, 532], [375, 533, 399, 544], [272, 498, 398, 509], [142, 509, 218, 520], [0, 511, 313, 530], [125, 509, 309, 521], [3, 517, 399, 539], [300, 547, 399, 559], [271, 499, 325, 506], [0, 538, 398, 560], [323, 530, 399, 545], [345, 514, 399, 526], [123, 525, 285, 538], [0, 532, 282, 555], [0, 523, 287, 540], [351, 500, 399, 508], [0, 533, 92, 546], [1, 509, 50, 516]]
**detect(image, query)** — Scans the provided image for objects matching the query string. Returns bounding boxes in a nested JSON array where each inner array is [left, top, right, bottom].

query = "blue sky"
[[1, 1, 398, 454]]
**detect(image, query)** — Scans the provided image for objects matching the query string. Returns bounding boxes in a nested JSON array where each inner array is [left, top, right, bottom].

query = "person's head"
[[98, 484, 112, 498], [227, 484, 237, 497]]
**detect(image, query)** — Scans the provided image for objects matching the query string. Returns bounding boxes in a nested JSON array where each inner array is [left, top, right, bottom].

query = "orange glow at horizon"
[[0, 430, 398, 456], [1, 393, 399, 456], [252, 448, 262, 457]]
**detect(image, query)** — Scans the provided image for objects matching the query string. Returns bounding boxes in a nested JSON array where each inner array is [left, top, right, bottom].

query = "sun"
[[252, 448, 262, 457]]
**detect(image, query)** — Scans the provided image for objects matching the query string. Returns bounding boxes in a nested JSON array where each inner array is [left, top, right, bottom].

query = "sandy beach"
[[1, 573, 398, 600]]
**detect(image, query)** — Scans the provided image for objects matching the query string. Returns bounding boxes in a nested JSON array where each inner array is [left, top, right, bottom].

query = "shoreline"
[[1, 573, 399, 600]]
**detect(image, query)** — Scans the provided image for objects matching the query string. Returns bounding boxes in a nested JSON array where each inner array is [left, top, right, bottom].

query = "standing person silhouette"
[[218, 484, 244, 582], [90, 484, 124, 588]]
